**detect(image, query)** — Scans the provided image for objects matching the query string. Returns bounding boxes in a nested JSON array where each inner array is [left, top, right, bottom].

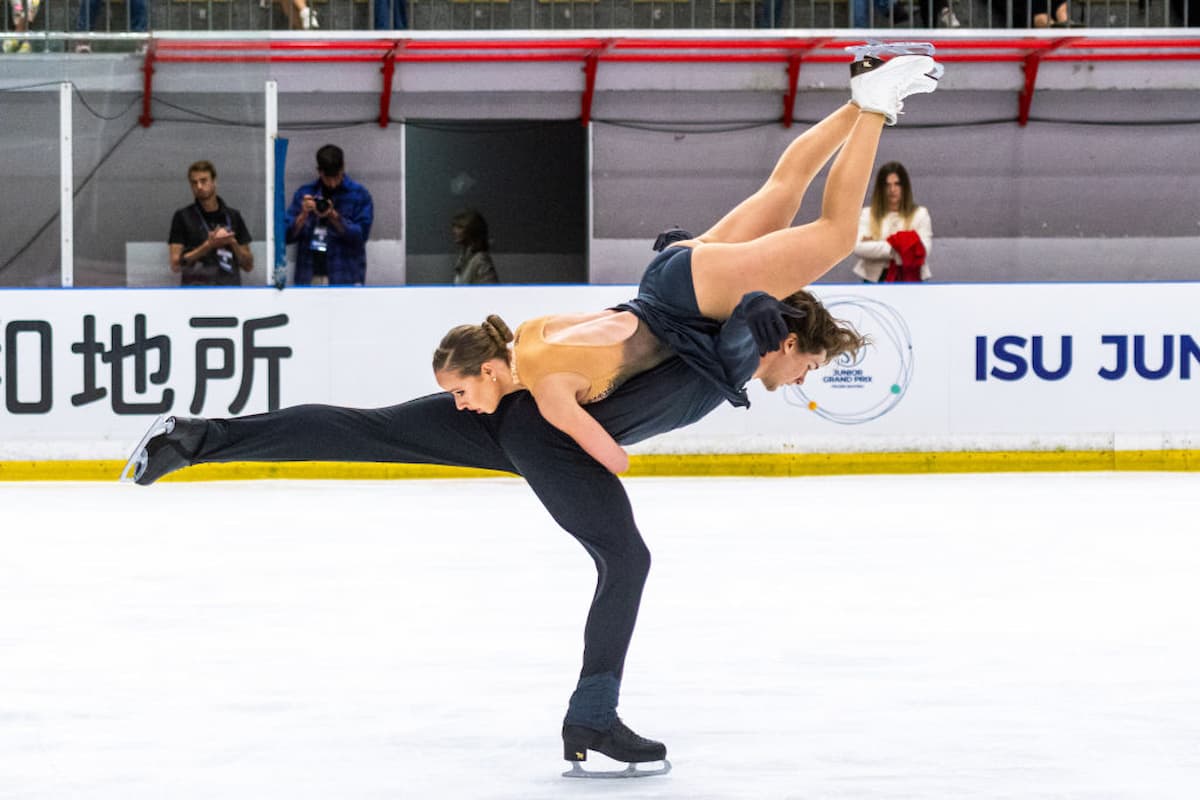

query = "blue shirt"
[[285, 174, 374, 285]]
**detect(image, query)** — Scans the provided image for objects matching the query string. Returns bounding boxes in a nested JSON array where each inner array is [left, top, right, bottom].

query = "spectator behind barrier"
[[450, 209, 499, 285], [271, 0, 318, 30], [994, 0, 1082, 26], [374, 0, 407, 29], [168, 160, 254, 286], [285, 144, 374, 286], [852, 161, 932, 283], [3, 0, 39, 53], [73, 0, 146, 52]]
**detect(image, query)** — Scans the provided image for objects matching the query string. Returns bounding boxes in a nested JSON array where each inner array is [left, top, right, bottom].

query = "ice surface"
[[2, 473, 1199, 799]]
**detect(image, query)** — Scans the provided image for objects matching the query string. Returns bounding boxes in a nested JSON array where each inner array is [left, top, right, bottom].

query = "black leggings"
[[191, 358, 724, 696]]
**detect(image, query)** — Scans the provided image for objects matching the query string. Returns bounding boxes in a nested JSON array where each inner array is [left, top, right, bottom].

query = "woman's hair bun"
[[482, 314, 513, 347]]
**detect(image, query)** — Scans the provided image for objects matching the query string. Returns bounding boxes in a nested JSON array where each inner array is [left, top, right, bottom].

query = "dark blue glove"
[[652, 227, 693, 252], [741, 292, 806, 356]]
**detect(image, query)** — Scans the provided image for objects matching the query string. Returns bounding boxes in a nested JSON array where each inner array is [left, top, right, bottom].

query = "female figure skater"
[[123, 44, 943, 778]]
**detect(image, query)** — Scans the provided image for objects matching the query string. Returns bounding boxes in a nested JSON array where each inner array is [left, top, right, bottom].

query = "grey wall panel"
[[592, 89, 1200, 247], [2, 59, 1197, 287], [1, 93, 62, 287]]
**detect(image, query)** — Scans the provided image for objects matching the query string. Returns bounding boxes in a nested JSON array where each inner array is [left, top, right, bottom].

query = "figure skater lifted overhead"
[[121, 43, 942, 779], [435, 41, 943, 478]]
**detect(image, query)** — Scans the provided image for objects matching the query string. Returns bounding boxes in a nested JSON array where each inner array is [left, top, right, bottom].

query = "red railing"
[[140, 34, 1200, 128]]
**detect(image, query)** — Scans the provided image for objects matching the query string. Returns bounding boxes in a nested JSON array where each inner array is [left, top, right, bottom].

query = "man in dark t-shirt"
[[168, 160, 254, 286]]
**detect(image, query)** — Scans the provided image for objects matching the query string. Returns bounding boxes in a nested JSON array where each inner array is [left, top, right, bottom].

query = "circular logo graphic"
[[784, 295, 914, 425]]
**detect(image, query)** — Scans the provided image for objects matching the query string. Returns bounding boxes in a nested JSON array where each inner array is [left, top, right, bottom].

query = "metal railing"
[[0, 0, 1192, 51]]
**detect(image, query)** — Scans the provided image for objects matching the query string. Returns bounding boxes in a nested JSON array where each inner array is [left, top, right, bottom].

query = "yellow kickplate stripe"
[[1, 449, 1198, 482], [624, 449, 1200, 476]]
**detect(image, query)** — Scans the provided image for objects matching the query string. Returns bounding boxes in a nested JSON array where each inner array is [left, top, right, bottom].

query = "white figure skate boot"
[[848, 44, 944, 125]]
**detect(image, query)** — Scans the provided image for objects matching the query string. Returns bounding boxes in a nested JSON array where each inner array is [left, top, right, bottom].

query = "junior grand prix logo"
[[784, 295, 914, 425]]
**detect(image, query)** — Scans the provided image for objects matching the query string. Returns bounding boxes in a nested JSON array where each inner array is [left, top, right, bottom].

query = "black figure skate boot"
[[561, 717, 671, 778], [119, 414, 208, 485]]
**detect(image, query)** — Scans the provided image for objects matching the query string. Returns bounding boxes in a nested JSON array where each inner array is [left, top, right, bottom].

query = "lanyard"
[[193, 201, 232, 234]]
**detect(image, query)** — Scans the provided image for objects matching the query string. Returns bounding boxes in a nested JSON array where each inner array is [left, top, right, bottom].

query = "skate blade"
[[846, 40, 936, 60], [562, 759, 671, 779], [118, 413, 170, 483]]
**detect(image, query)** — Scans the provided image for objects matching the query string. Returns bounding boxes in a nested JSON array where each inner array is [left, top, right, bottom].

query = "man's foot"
[[939, 6, 962, 27], [563, 716, 666, 763], [119, 414, 209, 485], [299, 6, 318, 28], [849, 52, 943, 126]]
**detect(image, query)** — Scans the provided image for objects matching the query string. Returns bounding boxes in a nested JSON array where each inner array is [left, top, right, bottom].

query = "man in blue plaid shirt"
[[286, 144, 375, 286]]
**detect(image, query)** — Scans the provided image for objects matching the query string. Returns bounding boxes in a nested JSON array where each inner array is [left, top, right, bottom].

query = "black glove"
[[652, 227, 693, 252], [742, 292, 806, 356]]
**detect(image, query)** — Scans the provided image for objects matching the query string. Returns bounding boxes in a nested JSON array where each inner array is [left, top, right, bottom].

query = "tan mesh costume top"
[[511, 315, 671, 404]]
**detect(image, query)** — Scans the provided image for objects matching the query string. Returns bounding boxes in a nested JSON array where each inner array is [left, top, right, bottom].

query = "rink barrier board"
[[3, 449, 1197, 481], [4, 283, 1200, 458]]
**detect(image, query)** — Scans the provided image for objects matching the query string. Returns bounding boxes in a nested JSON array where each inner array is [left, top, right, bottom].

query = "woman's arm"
[[530, 373, 630, 475], [852, 207, 895, 261]]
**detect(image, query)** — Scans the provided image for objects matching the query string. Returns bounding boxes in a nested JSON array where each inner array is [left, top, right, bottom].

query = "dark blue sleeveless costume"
[[616, 245, 769, 410], [170, 245, 776, 731]]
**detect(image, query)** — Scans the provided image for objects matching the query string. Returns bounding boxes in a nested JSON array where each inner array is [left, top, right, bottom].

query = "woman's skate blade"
[[846, 40, 936, 61], [562, 758, 672, 779], [118, 413, 170, 483]]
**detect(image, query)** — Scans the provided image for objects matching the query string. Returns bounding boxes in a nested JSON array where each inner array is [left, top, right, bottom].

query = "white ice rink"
[[3, 472, 1199, 800]]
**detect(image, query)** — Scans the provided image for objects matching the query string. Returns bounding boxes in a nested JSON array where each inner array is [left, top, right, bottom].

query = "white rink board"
[[1, 282, 1199, 459]]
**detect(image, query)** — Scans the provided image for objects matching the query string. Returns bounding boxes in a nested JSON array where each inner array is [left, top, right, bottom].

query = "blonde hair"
[[432, 314, 513, 375]]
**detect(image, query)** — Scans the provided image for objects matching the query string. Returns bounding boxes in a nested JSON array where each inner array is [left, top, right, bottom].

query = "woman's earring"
[[492, 376, 497, 383]]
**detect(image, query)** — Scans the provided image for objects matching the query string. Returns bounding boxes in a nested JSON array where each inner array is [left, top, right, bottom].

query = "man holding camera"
[[285, 144, 375, 286], [168, 160, 254, 286]]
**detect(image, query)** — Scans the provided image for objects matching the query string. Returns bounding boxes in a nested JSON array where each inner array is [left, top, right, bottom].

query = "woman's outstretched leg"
[[689, 53, 942, 320], [689, 111, 886, 319], [125, 395, 519, 485], [693, 102, 860, 246]]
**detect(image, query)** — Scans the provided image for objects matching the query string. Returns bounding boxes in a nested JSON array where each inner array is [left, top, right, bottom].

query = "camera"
[[315, 196, 333, 214]]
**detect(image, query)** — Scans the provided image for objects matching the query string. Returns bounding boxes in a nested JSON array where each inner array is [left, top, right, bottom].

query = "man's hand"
[[319, 205, 343, 231], [743, 292, 807, 356], [208, 226, 236, 248]]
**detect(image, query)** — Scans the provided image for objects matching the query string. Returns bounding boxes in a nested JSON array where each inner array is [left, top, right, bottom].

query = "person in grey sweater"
[[450, 209, 500, 284]]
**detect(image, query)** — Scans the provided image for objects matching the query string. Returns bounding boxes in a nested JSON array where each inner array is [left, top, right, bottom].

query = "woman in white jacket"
[[852, 161, 933, 283]]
